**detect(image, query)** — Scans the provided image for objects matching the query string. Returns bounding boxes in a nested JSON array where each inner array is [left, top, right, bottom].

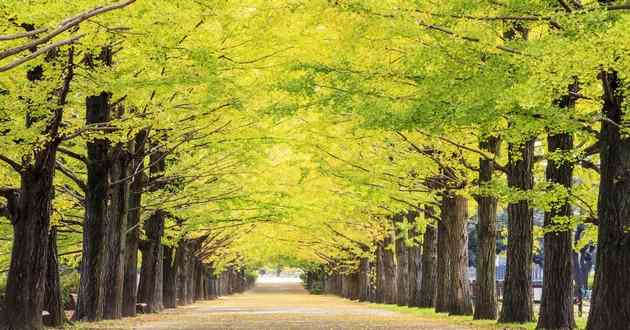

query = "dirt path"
[[78, 282, 472, 330]]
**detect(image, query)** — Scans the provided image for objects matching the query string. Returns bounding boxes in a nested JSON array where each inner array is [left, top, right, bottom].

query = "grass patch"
[[367, 304, 587, 330]]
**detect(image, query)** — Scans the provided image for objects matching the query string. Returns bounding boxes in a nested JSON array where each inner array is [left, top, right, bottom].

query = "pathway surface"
[[80, 282, 472, 330]]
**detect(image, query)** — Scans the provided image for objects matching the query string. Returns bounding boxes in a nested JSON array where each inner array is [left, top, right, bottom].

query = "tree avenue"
[[0, 1, 628, 330]]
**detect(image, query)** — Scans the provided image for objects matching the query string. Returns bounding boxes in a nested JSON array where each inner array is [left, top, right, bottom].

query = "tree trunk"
[[137, 211, 165, 313], [186, 255, 195, 304], [76, 91, 112, 322], [444, 194, 473, 315], [4, 160, 55, 330], [474, 137, 499, 320], [358, 258, 370, 301], [176, 241, 189, 306], [374, 241, 386, 303], [44, 227, 65, 327], [435, 206, 450, 313], [586, 70, 630, 330], [382, 229, 398, 304], [418, 207, 437, 308], [104, 143, 131, 320], [537, 87, 576, 330], [122, 130, 147, 317], [499, 138, 535, 323], [395, 214, 409, 306], [163, 245, 178, 309], [407, 235, 421, 307]]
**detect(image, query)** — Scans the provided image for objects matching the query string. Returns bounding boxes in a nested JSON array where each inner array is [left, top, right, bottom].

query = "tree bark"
[[44, 227, 65, 327], [382, 228, 398, 304], [176, 241, 189, 306], [395, 214, 409, 306], [122, 130, 147, 317], [407, 229, 421, 307], [358, 258, 370, 301], [163, 245, 178, 309], [499, 138, 535, 323], [537, 87, 576, 330], [435, 205, 450, 313], [474, 137, 499, 320], [104, 142, 131, 320], [76, 91, 112, 322], [444, 194, 473, 315], [418, 207, 437, 308], [374, 241, 386, 303], [137, 211, 165, 313], [586, 70, 630, 330]]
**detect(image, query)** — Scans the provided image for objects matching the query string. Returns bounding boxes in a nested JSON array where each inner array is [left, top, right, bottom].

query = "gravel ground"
[[76, 282, 472, 330]]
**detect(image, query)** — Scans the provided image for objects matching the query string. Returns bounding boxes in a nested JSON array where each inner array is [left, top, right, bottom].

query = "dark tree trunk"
[[76, 91, 112, 322], [163, 245, 178, 308], [444, 194, 473, 315], [104, 143, 131, 320], [407, 233, 421, 307], [435, 205, 450, 313], [4, 162, 56, 330], [358, 258, 370, 301], [186, 255, 195, 304], [44, 228, 65, 327], [395, 214, 409, 306], [537, 87, 576, 330], [195, 261, 205, 300], [176, 241, 189, 306], [418, 207, 437, 308], [374, 241, 386, 303], [586, 71, 630, 330], [499, 138, 535, 323], [137, 211, 165, 313], [474, 137, 499, 320], [382, 229, 398, 304], [122, 130, 147, 317], [3, 45, 72, 330]]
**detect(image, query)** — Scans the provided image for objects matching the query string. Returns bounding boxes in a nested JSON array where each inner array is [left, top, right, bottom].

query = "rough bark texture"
[[176, 241, 190, 306], [137, 211, 165, 313], [358, 258, 370, 302], [3, 47, 71, 330], [76, 91, 112, 322], [435, 207, 450, 313], [44, 228, 65, 327], [122, 130, 147, 317], [418, 208, 437, 308], [407, 223, 422, 307], [474, 137, 499, 320], [537, 88, 576, 330], [382, 229, 398, 304], [374, 241, 386, 303], [586, 70, 630, 330], [163, 245, 178, 309], [104, 143, 131, 320], [499, 139, 535, 323], [4, 165, 56, 330], [395, 214, 409, 306], [444, 194, 473, 315]]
